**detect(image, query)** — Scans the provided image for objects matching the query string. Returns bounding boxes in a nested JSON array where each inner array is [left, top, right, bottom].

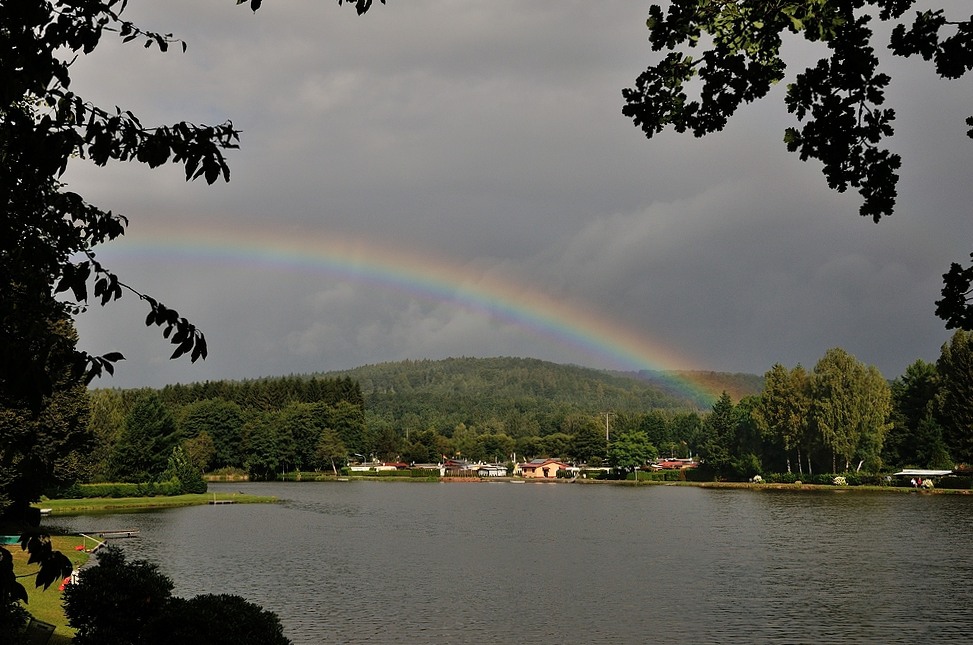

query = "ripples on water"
[[55, 483, 973, 644]]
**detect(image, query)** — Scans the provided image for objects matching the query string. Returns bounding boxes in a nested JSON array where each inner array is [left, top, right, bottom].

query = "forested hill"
[[316, 357, 763, 422], [631, 370, 765, 408]]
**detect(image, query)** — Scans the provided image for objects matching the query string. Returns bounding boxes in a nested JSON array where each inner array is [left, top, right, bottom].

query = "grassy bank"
[[571, 478, 973, 494], [8, 534, 90, 643], [35, 491, 277, 515]]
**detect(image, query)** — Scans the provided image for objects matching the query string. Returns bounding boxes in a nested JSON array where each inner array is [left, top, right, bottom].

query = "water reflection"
[[52, 483, 973, 643]]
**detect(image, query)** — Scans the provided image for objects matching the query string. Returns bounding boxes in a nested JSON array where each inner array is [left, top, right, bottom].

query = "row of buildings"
[[348, 457, 698, 479]]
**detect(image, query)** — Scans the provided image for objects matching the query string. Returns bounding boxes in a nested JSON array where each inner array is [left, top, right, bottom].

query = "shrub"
[[64, 546, 291, 645], [0, 601, 30, 645], [163, 447, 208, 494], [143, 594, 290, 645], [938, 476, 973, 489], [636, 470, 683, 482], [64, 546, 174, 645]]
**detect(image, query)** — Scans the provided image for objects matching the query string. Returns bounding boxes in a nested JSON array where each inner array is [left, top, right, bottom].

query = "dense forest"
[[81, 359, 715, 480], [71, 332, 973, 484], [317, 356, 761, 421]]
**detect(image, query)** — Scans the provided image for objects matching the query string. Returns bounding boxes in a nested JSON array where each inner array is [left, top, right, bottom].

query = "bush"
[[938, 476, 973, 489], [143, 594, 290, 645], [50, 480, 190, 499], [579, 469, 610, 480], [64, 546, 291, 645], [763, 472, 888, 486], [633, 470, 683, 482], [0, 602, 30, 645], [64, 546, 174, 645], [206, 467, 248, 480], [163, 447, 208, 494]]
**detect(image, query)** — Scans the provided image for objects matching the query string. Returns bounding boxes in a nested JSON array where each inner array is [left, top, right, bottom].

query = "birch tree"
[[753, 363, 811, 474], [810, 348, 892, 472]]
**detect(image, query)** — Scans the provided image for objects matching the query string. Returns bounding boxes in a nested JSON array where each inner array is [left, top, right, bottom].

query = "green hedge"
[[54, 480, 186, 499], [763, 472, 891, 486], [936, 476, 973, 490]]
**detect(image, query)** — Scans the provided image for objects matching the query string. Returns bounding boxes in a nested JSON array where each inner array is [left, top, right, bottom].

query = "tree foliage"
[[936, 330, 973, 464], [885, 359, 949, 468], [623, 1, 973, 327], [810, 347, 892, 471], [64, 545, 289, 645], [608, 430, 657, 473], [110, 391, 180, 483], [0, 317, 92, 518], [178, 398, 244, 469], [753, 363, 811, 473], [142, 594, 289, 645], [63, 546, 174, 645], [697, 391, 739, 478], [1, 0, 247, 405]]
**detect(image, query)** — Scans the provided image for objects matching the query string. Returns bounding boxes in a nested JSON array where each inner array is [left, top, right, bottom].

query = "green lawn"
[[8, 492, 275, 640], [36, 491, 277, 514], [9, 534, 90, 642]]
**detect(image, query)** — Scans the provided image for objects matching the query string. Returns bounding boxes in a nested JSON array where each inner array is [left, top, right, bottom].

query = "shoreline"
[[34, 491, 277, 515], [255, 474, 973, 495], [37, 479, 972, 516]]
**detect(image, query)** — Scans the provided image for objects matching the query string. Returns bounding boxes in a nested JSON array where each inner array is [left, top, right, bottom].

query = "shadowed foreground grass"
[[9, 534, 89, 642], [8, 493, 273, 640]]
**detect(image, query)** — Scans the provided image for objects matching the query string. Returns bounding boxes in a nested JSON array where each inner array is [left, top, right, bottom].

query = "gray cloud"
[[68, 0, 971, 388]]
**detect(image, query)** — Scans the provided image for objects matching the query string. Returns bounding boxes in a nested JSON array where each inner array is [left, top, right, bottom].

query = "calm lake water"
[[52, 482, 973, 644]]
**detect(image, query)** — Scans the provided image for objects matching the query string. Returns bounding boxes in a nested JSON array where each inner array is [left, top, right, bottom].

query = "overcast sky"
[[66, 0, 972, 389]]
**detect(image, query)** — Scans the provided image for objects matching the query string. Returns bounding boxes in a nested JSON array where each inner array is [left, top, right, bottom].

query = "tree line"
[[72, 332, 973, 483], [85, 376, 364, 483], [692, 333, 973, 481]]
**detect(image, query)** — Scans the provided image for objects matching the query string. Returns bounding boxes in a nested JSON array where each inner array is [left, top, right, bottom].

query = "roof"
[[520, 459, 569, 469], [893, 469, 953, 477]]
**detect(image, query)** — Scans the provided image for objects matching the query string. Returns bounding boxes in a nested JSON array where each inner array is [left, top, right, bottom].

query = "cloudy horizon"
[[65, 0, 972, 389]]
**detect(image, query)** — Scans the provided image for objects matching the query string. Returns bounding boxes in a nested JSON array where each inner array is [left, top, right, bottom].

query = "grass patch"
[[36, 492, 277, 515], [8, 534, 90, 642]]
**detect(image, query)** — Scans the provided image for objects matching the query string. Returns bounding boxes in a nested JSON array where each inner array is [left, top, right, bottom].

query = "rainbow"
[[100, 222, 720, 406]]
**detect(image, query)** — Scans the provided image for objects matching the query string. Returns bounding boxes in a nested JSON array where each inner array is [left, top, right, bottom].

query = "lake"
[[52, 482, 973, 643]]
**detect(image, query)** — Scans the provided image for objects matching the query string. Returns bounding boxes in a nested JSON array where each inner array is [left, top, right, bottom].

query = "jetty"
[[81, 528, 139, 539]]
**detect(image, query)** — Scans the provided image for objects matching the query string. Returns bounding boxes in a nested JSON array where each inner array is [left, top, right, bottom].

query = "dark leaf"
[[11, 581, 29, 605], [36, 552, 73, 590]]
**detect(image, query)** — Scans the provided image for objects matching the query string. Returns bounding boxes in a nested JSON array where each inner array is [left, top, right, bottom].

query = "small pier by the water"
[[75, 529, 137, 553], [86, 529, 139, 539], [208, 499, 236, 505]]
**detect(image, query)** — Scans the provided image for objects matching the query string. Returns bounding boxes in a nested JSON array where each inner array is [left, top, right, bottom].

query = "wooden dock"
[[208, 499, 236, 505], [77, 529, 139, 541]]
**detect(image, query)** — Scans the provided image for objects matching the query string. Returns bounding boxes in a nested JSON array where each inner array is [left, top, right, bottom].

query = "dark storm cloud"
[[68, 1, 971, 387]]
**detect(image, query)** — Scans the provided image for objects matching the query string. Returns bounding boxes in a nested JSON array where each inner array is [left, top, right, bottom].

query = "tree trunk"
[[797, 447, 804, 476]]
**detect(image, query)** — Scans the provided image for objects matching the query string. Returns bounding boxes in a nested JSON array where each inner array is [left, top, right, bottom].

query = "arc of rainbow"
[[101, 223, 718, 405]]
